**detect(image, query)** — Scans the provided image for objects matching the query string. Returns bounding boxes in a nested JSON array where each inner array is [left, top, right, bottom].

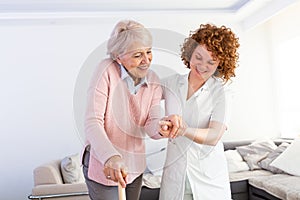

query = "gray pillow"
[[236, 140, 277, 170], [258, 142, 290, 173], [60, 153, 85, 184]]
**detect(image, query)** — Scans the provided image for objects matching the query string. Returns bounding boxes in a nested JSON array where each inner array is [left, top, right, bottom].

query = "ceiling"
[[0, 0, 293, 13], [0, 0, 298, 30]]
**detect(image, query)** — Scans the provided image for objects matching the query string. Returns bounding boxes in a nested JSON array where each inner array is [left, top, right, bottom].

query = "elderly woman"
[[159, 24, 240, 200], [82, 20, 163, 200]]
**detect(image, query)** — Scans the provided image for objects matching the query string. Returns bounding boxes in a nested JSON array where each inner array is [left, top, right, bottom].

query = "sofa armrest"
[[34, 160, 63, 185], [31, 182, 88, 196]]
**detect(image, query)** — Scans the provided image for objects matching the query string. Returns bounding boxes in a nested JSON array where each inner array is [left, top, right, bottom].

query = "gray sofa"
[[141, 140, 300, 200], [28, 159, 89, 200], [224, 140, 300, 200], [29, 140, 300, 200], [141, 140, 292, 200], [28, 157, 159, 200]]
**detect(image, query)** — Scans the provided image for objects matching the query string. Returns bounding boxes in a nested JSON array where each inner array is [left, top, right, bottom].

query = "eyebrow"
[[195, 52, 202, 57], [130, 48, 152, 54], [195, 52, 214, 61]]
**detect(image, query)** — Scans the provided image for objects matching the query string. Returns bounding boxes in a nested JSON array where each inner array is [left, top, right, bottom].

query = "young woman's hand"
[[159, 115, 187, 139]]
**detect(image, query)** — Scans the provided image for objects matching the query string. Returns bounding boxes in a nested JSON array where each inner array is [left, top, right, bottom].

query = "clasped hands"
[[159, 114, 187, 139]]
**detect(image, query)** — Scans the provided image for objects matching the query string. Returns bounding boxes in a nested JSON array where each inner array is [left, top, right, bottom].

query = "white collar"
[[119, 63, 148, 86]]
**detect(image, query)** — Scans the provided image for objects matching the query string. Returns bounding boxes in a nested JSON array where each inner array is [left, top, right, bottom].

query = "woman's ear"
[[116, 56, 122, 65]]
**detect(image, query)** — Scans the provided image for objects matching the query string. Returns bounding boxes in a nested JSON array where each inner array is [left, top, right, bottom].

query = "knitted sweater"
[[84, 58, 163, 185]]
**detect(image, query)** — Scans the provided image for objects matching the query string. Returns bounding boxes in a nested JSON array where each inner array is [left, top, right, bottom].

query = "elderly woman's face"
[[189, 44, 219, 81], [117, 42, 152, 79]]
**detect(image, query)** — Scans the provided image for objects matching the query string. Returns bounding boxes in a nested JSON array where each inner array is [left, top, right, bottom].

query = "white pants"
[[184, 175, 193, 200]]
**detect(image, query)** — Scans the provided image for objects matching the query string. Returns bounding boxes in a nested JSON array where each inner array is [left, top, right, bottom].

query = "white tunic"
[[159, 73, 231, 200]]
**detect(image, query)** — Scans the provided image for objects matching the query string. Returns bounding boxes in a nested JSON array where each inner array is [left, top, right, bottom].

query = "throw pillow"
[[258, 142, 290, 173], [236, 140, 277, 170], [270, 139, 300, 176], [60, 153, 85, 184], [224, 150, 250, 172]]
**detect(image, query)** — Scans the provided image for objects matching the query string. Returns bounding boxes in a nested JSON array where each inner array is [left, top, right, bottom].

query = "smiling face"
[[189, 44, 220, 82], [117, 42, 152, 80]]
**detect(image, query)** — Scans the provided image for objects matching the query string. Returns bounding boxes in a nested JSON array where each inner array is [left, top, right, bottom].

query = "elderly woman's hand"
[[158, 119, 172, 138], [159, 115, 187, 139], [103, 155, 128, 188]]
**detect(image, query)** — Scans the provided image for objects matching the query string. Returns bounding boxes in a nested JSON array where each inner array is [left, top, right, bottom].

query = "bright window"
[[274, 36, 300, 138]]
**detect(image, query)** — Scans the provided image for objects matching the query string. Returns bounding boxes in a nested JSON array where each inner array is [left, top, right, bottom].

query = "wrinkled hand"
[[103, 155, 128, 188], [158, 116, 171, 138], [159, 115, 187, 139]]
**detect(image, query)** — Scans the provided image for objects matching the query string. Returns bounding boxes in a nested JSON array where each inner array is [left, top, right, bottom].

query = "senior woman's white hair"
[[107, 20, 152, 60]]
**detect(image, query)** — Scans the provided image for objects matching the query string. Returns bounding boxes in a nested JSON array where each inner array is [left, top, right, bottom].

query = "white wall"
[[1, 7, 297, 198], [222, 23, 281, 141]]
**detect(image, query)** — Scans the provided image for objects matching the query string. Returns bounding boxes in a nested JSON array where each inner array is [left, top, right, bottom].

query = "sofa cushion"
[[249, 174, 300, 200], [270, 139, 300, 176], [229, 169, 273, 182], [61, 153, 85, 184], [142, 173, 161, 189], [225, 150, 250, 173]]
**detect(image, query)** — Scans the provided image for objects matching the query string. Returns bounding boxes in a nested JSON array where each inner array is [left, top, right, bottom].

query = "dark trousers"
[[82, 147, 143, 200]]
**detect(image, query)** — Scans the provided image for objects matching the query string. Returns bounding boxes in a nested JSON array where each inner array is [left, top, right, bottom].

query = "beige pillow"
[[60, 153, 85, 184]]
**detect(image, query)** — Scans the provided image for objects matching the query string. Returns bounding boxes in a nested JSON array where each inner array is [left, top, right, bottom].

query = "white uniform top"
[[159, 73, 231, 200]]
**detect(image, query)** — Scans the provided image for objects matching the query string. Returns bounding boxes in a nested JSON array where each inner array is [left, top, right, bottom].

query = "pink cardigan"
[[84, 58, 163, 185]]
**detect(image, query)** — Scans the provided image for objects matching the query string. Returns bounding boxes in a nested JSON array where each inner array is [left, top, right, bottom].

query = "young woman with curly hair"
[[159, 24, 240, 200]]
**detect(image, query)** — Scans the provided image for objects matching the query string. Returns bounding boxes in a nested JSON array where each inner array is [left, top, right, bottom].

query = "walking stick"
[[118, 170, 127, 200], [118, 182, 126, 200]]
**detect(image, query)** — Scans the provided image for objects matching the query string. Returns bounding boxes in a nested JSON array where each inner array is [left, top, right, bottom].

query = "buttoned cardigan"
[[84, 58, 163, 185]]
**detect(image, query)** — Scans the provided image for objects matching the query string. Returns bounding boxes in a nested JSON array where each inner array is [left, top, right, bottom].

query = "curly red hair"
[[181, 24, 240, 82]]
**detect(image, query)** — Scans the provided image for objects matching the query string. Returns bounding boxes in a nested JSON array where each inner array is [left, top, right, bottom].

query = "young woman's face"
[[189, 45, 219, 81], [117, 43, 152, 79]]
